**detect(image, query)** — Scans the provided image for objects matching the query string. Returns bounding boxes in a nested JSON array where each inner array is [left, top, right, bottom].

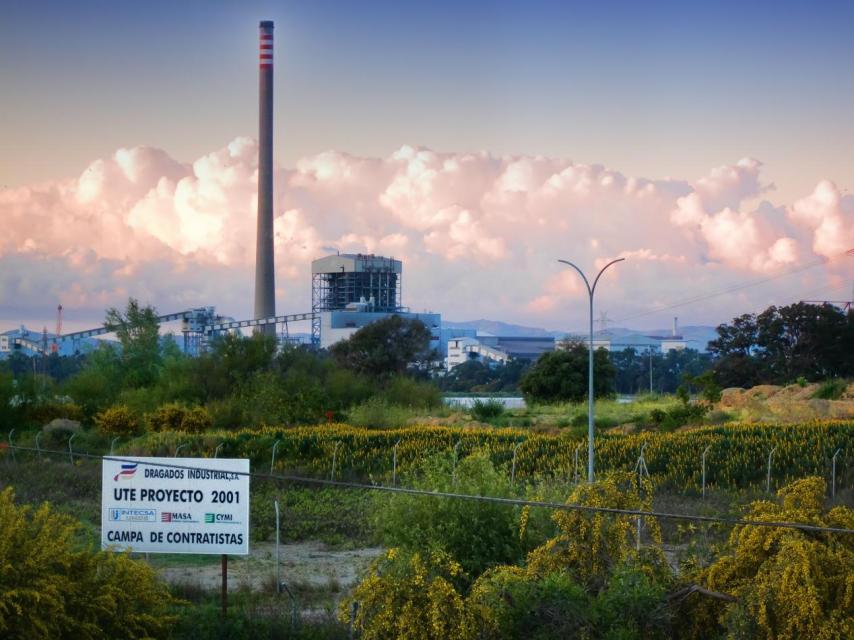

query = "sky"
[[1, 0, 853, 333]]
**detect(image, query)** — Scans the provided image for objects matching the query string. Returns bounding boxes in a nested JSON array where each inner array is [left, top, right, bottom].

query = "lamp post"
[[558, 257, 625, 483]]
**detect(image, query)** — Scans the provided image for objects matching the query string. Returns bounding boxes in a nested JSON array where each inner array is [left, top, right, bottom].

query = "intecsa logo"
[[113, 463, 138, 481]]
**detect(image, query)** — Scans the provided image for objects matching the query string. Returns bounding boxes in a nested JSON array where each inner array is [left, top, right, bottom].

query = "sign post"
[[221, 554, 228, 617]]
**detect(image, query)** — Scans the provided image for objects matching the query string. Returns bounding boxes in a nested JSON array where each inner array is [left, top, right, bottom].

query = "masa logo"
[[161, 512, 196, 523], [205, 513, 240, 524], [113, 463, 138, 481], [108, 508, 156, 522]]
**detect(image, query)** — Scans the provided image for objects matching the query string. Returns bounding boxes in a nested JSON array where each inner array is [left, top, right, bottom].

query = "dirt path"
[[157, 541, 383, 592]]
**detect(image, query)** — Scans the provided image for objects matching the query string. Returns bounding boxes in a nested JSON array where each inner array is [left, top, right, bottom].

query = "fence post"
[[271, 439, 282, 474], [349, 601, 359, 639], [8, 429, 15, 462], [573, 445, 581, 484], [274, 499, 281, 594], [331, 441, 341, 481], [510, 441, 523, 486], [392, 439, 401, 486], [214, 442, 224, 459], [701, 445, 711, 499], [35, 432, 42, 459], [110, 436, 120, 456], [68, 433, 76, 464], [634, 443, 650, 552], [174, 443, 187, 458], [766, 446, 778, 493], [831, 448, 842, 499]]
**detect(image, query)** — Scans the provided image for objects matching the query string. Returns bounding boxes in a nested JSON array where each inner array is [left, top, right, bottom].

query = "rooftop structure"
[[311, 253, 404, 345]]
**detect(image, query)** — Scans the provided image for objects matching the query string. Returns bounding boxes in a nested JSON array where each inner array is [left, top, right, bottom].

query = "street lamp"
[[558, 257, 625, 483]]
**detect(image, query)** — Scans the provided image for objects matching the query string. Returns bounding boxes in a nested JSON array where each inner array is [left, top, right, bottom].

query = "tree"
[[709, 303, 854, 386], [104, 298, 162, 387], [611, 348, 712, 394], [439, 359, 530, 393], [182, 333, 278, 403], [329, 315, 438, 378], [519, 341, 615, 403]]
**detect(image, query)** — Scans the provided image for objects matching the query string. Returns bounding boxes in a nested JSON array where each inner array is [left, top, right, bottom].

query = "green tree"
[[709, 303, 854, 386], [439, 359, 530, 393], [104, 298, 162, 387], [188, 333, 278, 402], [0, 370, 20, 430], [62, 344, 123, 418], [330, 315, 438, 378], [519, 341, 615, 403]]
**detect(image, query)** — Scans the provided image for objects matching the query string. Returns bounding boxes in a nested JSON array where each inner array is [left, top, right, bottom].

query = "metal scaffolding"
[[311, 254, 403, 345]]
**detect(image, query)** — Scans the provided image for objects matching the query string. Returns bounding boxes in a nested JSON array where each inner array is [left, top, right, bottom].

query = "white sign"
[[101, 456, 250, 555]]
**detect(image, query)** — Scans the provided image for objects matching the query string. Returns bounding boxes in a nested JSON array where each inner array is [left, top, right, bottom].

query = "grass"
[[812, 378, 849, 400], [467, 394, 683, 431]]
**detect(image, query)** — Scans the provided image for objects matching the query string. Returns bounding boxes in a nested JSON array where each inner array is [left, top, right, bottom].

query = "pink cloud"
[[0, 139, 850, 329]]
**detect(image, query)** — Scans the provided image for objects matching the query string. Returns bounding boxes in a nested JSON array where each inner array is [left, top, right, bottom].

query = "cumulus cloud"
[[0, 139, 851, 330], [788, 180, 854, 260]]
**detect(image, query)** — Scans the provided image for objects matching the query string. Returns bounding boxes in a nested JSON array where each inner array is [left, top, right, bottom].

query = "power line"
[[615, 258, 827, 324], [5, 444, 853, 536]]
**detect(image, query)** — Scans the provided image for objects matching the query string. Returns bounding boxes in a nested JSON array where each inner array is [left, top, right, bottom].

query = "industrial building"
[[446, 334, 556, 369], [0, 326, 98, 358], [311, 253, 441, 351]]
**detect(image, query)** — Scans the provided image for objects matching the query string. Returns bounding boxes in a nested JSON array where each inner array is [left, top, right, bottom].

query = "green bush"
[[94, 404, 141, 436], [649, 403, 708, 431], [382, 376, 442, 408], [376, 452, 527, 577], [207, 396, 246, 431], [27, 402, 84, 425], [180, 406, 213, 433], [471, 399, 505, 421], [347, 397, 415, 429], [812, 378, 848, 400], [469, 569, 593, 639]]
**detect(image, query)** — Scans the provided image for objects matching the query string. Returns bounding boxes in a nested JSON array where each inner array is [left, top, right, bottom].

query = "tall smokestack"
[[254, 20, 276, 335], [673, 316, 678, 337]]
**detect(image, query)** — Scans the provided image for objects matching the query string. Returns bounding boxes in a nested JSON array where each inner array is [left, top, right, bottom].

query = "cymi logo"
[[205, 513, 240, 524]]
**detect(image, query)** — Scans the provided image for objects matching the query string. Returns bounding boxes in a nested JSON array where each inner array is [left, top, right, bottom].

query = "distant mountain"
[[442, 319, 559, 338]]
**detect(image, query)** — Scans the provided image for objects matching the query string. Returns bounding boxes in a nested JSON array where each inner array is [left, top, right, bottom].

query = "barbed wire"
[[3, 443, 853, 535]]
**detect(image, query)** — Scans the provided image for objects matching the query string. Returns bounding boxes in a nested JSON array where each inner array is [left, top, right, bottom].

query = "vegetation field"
[[105, 419, 854, 494]]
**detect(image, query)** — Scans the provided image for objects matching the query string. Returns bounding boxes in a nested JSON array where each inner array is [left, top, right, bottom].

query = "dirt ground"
[[718, 382, 854, 421], [156, 541, 383, 593]]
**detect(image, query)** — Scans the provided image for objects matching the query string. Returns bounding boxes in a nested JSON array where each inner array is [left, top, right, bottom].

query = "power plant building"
[[311, 253, 441, 350]]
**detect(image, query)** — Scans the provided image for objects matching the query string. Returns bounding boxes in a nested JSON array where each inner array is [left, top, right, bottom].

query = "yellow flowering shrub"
[[94, 404, 140, 436], [526, 472, 666, 590], [0, 488, 176, 639], [340, 549, 468, 640], [683, 477, 854, 639]]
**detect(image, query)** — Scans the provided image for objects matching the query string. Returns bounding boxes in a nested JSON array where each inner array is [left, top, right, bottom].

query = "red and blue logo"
[[113, 463, 138, 481]]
